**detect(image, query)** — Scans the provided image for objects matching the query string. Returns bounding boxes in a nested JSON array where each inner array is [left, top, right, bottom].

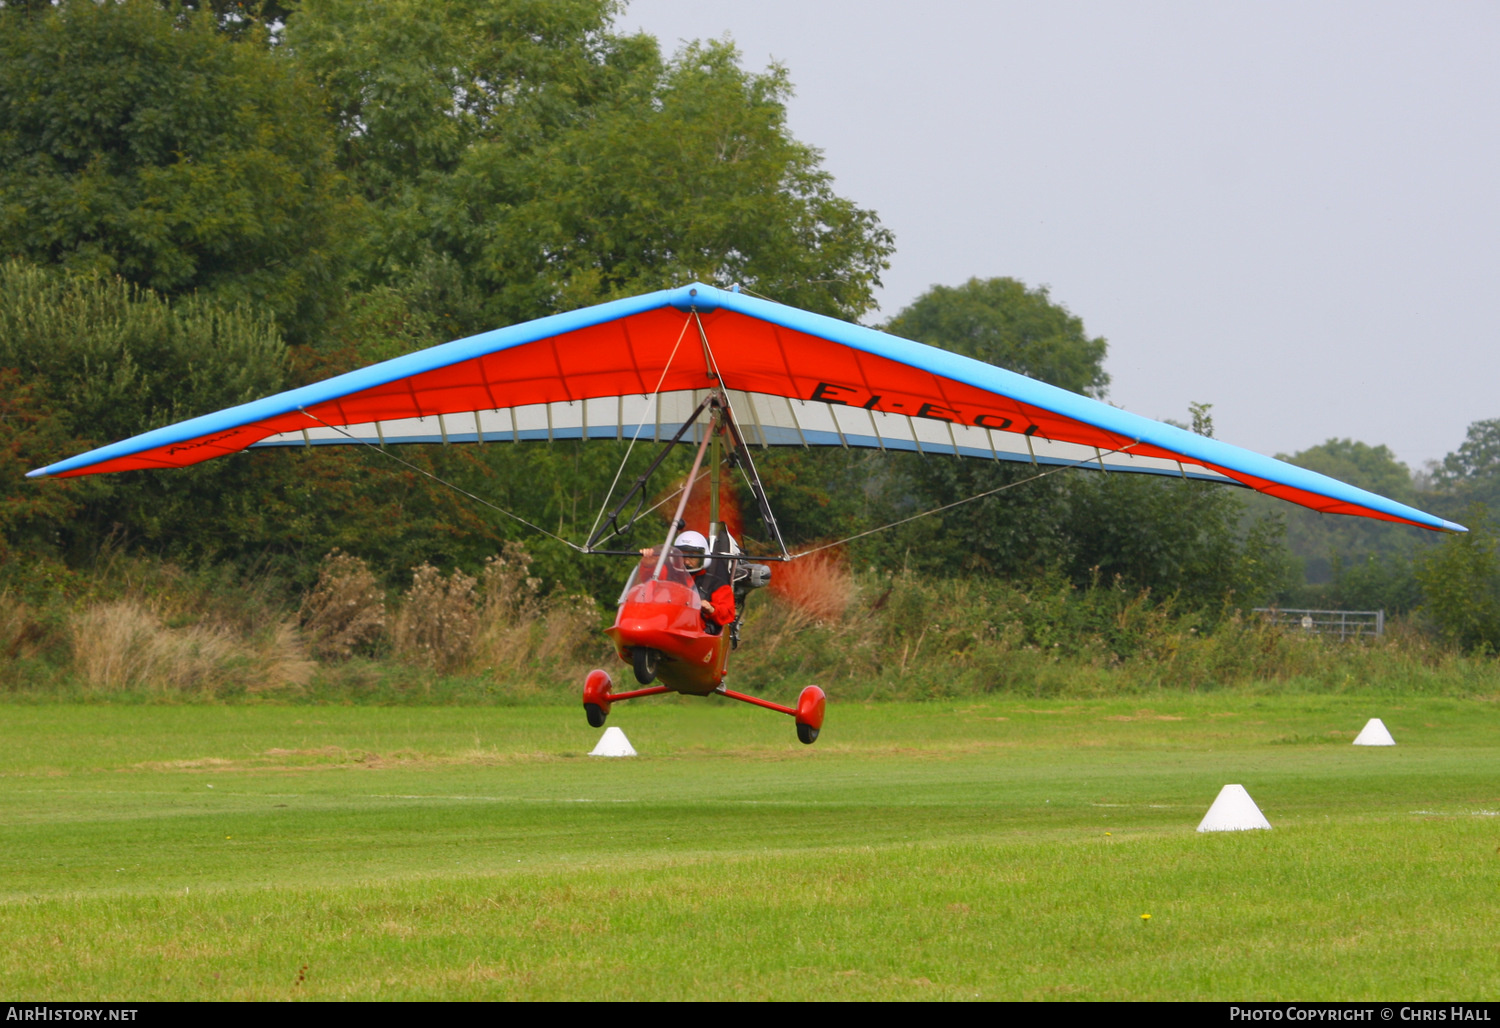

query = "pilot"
[[674, 530, 736, 633]]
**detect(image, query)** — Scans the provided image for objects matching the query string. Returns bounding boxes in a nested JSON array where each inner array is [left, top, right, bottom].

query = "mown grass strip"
[[2, 699, 1497, 999]]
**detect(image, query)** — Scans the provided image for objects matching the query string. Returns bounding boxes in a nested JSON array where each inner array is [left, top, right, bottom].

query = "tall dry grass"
[[41, 554, 316, 696], [69, 600, 312, 695], [391, 564, 480, 673], [385, 544, 607, 682], [0, 591, 49, 661], [299, 550, 385, 660], [469, 544, 606, 679], [12, 543, 1491, 702]]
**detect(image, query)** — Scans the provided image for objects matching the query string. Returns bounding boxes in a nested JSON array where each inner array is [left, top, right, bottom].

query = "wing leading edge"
[[26, 283, 1465, 534]]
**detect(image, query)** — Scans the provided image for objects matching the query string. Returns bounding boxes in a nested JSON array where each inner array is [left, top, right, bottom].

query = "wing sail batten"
[[241, 387, 1260, 488]]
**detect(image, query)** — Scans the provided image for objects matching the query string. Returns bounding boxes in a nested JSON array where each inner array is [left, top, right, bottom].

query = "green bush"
[[1416, 506, 1500, 654]]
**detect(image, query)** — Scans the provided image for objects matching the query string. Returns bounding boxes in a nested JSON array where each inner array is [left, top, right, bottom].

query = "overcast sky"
[[617, 1, 1499, 472]]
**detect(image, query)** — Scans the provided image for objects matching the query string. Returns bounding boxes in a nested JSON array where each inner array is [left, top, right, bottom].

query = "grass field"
[[3, 694, 1499, 1000]]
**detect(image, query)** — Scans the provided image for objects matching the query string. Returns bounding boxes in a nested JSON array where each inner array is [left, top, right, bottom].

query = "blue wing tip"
[[1441, 519, 1469, 534], [25, 467, 49, 480]]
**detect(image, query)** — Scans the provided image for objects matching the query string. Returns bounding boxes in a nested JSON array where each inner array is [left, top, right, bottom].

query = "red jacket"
[[704, 583, 736, 626]]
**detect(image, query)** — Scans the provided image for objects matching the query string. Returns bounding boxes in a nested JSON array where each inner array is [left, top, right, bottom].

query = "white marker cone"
[[589, 726, 637, 757], [1196, 784, 1272, 832], [1352, 718, 1396, 746]]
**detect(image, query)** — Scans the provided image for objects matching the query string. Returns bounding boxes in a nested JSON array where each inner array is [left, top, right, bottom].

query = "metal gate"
[[1252, 607, 1385, 640]]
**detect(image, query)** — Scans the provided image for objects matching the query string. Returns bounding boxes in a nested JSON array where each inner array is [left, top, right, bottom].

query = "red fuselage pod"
[[605, 554, 730, 696]]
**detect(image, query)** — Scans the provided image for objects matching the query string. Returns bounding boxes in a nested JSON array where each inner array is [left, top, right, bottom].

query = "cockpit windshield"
[[615, 546, 704, 606], [636, 547, 696, 588]]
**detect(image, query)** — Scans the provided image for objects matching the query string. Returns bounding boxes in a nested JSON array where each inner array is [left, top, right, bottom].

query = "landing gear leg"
[[714, 684, 828, 745]]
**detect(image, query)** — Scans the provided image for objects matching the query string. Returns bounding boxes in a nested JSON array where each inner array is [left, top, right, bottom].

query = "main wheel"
[[632, 647, 659, 685], [582, 668, 612, 725], [795, 685, 826, 746]]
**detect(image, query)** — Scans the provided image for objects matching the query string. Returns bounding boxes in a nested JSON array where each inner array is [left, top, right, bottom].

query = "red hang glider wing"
[[28, 283, 1464, 534]]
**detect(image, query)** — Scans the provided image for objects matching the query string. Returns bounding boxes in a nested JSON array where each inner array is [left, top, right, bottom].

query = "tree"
[[0, 0, 895, 600], [1437, 419, 1500, 483], [0, 0, 356, 343], [279, 0, 896, 593], [482, 39, 894, 322], [1432, 419, 1500, 514], [0, 368, 89, 562], [884, 278, 1110, 396], [1416, 505, 1500, 653], [0, 261, 288, 562], [0, 261, 524, 583], [284, 3, 894, 330], [286, 0, 633, 202], [1252, 438, 1428, 589], [1318, 553, 1423, 616]]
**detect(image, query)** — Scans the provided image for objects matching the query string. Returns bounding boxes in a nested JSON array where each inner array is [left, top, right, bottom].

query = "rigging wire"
[[296, 410, 587, 552], [788, 443, 1140, 558], [638, 469, 710, 523], [692, 312, 791, 559], [584, 312, 696, 546], [299, 407, 713, 554], [736, 283, 778, 304]]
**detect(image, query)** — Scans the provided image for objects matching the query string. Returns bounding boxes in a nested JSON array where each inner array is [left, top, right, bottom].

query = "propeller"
[[766, 545, 853, 623], [654, 473, 852, 622]]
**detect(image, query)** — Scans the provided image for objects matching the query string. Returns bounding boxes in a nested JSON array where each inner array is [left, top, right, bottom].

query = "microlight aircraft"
[[29, 283, 1465, 744]]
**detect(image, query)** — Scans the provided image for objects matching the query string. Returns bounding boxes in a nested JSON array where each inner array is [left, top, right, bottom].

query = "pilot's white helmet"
[[675, 530, 709, 571]]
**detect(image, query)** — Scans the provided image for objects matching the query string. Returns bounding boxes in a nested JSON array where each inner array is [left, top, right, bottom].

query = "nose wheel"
[[631, 647, 659, 685]]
